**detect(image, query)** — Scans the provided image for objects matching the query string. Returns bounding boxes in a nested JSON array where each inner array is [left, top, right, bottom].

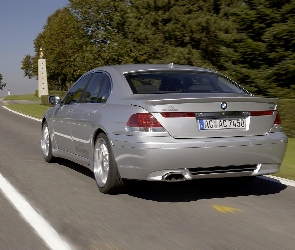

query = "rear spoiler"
[[143, 97, 278, 106]]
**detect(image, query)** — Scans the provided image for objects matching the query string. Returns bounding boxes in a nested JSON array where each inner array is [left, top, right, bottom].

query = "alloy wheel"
[[94, 138, 110, 187], [42, 125, 50, 158]]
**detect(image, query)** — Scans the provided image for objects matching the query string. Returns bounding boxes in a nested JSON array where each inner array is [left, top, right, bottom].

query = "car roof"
[[92, 64, 215, 74]]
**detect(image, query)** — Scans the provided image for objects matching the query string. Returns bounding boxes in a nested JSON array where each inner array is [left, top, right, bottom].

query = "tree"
[[125, 0, 241, 73], [69, 0, 135, 65], [22, 0, 295, 98], [21, 55, 35, 79], [0, 74, 6, 90], [262, 0, 295, 97], [220, 0, 295, 97], [21, 7, 96, 90], [86, 0, 295, 97]]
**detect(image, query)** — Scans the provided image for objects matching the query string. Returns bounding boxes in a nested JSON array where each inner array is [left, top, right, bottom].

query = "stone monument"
[[38, 48, 49, 97]]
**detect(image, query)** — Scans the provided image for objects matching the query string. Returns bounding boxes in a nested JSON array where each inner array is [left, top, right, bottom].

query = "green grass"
[[274, 138, 295, 181], [4, 94, 41, 101], [6, 104, 50, 119]]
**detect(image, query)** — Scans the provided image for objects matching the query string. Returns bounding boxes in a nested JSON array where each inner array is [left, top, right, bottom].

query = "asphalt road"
[[1, 104, 295, 250]]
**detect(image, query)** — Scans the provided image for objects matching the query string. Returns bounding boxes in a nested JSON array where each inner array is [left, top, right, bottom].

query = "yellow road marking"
[[212, 205, 244, 213]]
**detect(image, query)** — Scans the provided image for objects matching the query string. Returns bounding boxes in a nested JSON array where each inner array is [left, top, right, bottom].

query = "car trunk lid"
[[129, 94, 278, 138]]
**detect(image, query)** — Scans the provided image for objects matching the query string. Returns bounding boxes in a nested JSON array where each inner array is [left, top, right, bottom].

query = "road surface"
[[0, 104, 295, 250]]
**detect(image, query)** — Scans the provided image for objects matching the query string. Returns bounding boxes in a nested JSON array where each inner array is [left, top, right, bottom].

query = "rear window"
[[124, 71, 247, 94]]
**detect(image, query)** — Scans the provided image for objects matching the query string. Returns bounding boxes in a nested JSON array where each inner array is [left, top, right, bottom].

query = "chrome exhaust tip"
[[147, 169, 192, 181], [163, 172, 186, 182]]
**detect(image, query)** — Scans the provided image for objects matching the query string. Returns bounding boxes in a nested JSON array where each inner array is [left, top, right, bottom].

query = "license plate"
[[199, 119, 246, 130]]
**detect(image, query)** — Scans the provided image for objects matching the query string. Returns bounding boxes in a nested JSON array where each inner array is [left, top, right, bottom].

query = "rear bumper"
[[146, 163, 280, 181], [111, 132, 288, 181]]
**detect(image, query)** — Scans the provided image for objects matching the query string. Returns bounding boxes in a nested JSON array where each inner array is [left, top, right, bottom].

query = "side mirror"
[[48, 96, 61, 106]]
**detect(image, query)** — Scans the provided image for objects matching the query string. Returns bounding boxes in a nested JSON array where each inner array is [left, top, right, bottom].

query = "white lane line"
[[2, 106, 42, 122], [262, 175, 295, 187], [0, 173, 72, 250]]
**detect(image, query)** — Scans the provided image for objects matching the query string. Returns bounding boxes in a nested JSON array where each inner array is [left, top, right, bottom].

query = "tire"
[[41, 121, 55, 163], [93, 133, 124, 194]]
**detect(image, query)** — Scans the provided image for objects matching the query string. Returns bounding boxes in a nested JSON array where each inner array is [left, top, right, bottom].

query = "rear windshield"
[[124, 71, 247, 94]]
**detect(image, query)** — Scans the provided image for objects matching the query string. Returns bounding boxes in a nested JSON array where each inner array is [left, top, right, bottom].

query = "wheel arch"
[[41, 117, 47, 127], [92, 128, 124, 194], [93, 128, 109, 148]]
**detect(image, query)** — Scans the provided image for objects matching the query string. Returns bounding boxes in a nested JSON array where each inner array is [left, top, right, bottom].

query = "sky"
[[0, 0, 69, 95]]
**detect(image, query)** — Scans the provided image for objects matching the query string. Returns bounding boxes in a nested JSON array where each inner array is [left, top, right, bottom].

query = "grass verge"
[[6, 104, 50, 119], [278, 99, 295, 138], [4, 94, 41, 101], [274, 138, 295, 181]]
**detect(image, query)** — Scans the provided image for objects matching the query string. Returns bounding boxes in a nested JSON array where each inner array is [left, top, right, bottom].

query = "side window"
[[82, 73, 106, 103], [63, 74, 92, 105], [97, 75, 111, 103]]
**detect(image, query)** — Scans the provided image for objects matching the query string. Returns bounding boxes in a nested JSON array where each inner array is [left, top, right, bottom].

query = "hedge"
[[41, 91, 67, 106], [278, 99, 295, 138]]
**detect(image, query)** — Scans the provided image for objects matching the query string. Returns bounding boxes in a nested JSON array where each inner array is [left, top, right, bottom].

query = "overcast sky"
[[0, 0, 69, 95]]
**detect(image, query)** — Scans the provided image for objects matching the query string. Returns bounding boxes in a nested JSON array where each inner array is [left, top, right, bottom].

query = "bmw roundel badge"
[[221, 102, 227, 110]]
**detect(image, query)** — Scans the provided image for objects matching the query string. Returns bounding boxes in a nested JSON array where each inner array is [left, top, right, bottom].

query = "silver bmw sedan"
[[41, 64, 288, 194]]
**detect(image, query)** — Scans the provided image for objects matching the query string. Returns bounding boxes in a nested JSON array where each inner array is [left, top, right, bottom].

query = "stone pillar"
[[38, 59, 49, 97]]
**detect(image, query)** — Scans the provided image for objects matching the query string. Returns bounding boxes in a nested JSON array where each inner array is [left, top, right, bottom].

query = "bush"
[[40, 91, 67, 106], [278, 99, 295, 138], [49, 90, 67, 99], [41, 95, 49, 106], [35, 90, 38, 97]]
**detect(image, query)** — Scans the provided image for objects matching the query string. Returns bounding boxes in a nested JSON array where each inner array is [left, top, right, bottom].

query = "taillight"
[[160, 112, 195, 118], [274, 113, 281, 124], [250, 110, 274, 116], [126, 113, 165, 132], [250, 110, 281, 125]]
